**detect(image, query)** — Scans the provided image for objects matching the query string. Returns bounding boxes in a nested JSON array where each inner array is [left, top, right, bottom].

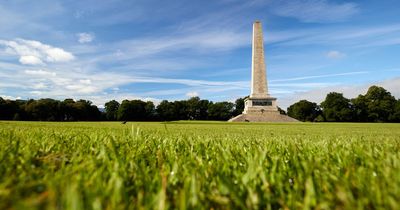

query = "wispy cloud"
[[267, 24, 400, 48], [271, 71, 368, 82], [77, 33, 95, 43], [24, 69, 57, 76], [107, 30, 249, 61], [272, 0, 359, 23], [326, 50, 346, 59]]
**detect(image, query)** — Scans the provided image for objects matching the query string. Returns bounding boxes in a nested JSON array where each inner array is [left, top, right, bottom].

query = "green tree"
[[60, 99, 76, 121], [321, 92, 354, 122], [208, 102, 234, 121], [105, 100, 120, 120], [390, 100, 400, 122], [352, 95, 369, 122], [363, 86, 396, 122], [232, 97, 245, 116], [287, 100, 321, 122], [145, 101, 156, 120], [156, 100, 177, 121], [117, 100, 147, 121], [73, 100, 101, 121], [173, 101, 189, 120], [185, 97, 211, 120], [186, 97, 201, 120], [198, 99, 211, 120], [24, 98, 61, 121], [0, 97, 19, 120]]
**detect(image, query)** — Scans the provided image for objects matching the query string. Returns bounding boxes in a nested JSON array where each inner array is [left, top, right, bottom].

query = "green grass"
[[0, 121, 399, 209]]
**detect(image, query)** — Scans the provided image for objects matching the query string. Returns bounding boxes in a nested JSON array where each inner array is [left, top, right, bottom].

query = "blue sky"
[[1, 0, 400, 109]]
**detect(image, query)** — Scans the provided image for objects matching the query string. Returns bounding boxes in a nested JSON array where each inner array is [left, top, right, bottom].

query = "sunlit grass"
[[0, 121, 399, 209]]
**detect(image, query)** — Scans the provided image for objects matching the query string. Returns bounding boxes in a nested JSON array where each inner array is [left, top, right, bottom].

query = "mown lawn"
[[0, 121, 399, 209]]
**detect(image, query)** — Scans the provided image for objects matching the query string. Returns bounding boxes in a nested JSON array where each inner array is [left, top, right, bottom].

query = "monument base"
[[229, 97, 298, 122], [228, 111, 298, 122]]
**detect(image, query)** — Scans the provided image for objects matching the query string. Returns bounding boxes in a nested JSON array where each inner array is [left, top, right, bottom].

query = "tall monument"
[[229, 21, 297, 122]]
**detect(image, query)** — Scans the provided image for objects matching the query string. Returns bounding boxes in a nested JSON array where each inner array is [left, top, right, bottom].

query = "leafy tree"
[[390, 100, 400, 122], [352, 95, 369, 122], [197, 99, 211, 120], [321, 92, 354, 122], [173, 101, 189, 120], [156, 100, 177, 121], [287, 100, 321, 122], [0, 97, 18, 120], [232, 97, 245, 116], [24, 98, 61, 121], [74, 100, 101, 121], [186, 97, 201, 120], [117, 100, 147, 121], [13, 100, 29, 120], [60, 99, 77, 121], [186, 97, 211, 120], [208, 102, 234, 121], [105, 100, 120, 120], [363, 86, 396, 122], [144, 101, 156, 120]]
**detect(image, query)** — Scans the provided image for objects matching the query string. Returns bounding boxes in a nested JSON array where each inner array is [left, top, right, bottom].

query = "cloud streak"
[[77, 33, 95, 43], [326, 50, 346, 59], [272, 0, 359, 23], [271, 71, 368, 82]]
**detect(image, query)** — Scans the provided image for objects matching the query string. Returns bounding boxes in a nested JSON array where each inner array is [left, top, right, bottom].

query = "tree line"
[[287, 86, 400, 122], [0, 98, 101, 121], [0, 85, 399, 122], [0, 97, 246, 121], [102, 97, 249, 121]]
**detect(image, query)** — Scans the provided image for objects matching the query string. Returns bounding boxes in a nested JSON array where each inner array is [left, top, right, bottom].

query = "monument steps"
[[229, 112, 298, 122]]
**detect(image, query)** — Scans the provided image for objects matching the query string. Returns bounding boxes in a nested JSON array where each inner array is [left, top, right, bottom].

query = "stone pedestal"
[[243, 97, 278, 114], [229, 96, 297, 122]]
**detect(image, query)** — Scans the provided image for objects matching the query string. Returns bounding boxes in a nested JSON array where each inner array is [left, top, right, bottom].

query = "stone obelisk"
[[229, 21, 297, 122], [251, 20, 268, 99]]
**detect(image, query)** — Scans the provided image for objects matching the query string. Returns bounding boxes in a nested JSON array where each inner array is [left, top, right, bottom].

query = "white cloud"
[[24, 69, 56, 76], [0, 38, 74, 65], [273, 0, 359, 23], [65, 84, 98, 94], [326, 50, 346, 59], [0, 95, 21, 100], [30, 91, 43, 95], [77, 33, 95, 43], [32, 83, 48, 89], [44, 48, 74, 62], [19, 55, 44, 65], [186, 91, 199, 97], [79, 79, 92, 84]]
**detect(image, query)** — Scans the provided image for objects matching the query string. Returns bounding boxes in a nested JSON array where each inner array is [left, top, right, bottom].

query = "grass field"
[[0, 121, 399, 210]]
